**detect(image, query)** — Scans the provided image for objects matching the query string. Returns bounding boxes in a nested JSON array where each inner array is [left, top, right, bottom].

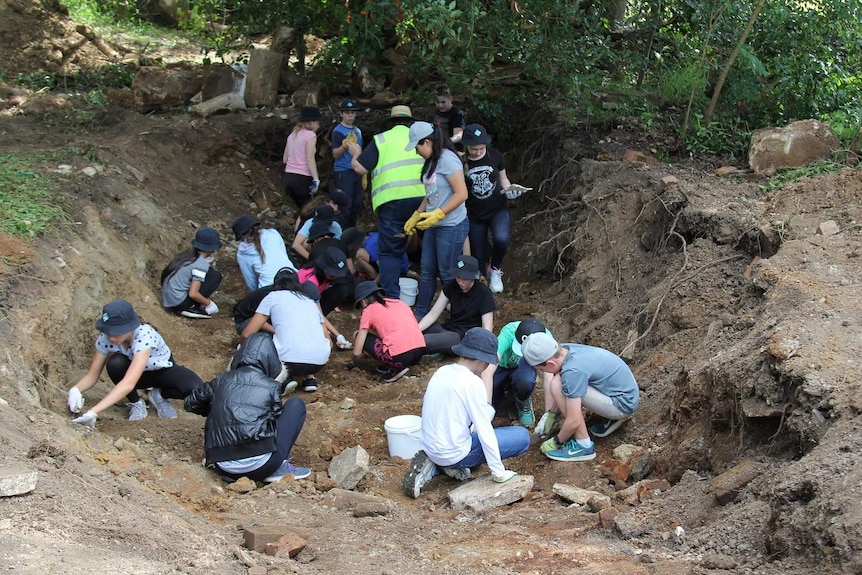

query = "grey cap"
[[521, 332, 559, 366], [451, 327, 499, 365], [405, 121, 435, 151]]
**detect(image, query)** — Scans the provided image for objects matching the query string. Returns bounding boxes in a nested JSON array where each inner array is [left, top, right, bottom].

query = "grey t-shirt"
[[162, 254, 210, 308], [423, 149, 467, 227]]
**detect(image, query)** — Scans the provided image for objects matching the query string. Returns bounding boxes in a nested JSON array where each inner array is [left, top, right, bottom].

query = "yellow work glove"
[[404, 211, 423, 235], [415, 208, 446, 230], [342, 132, 357, 149]]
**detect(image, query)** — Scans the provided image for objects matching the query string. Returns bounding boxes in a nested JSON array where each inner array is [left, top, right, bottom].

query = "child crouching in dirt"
[[68, 299, 203, 426], [402, 327, 528, 498], [184, 332, 310, 483], [161, 227, 223, 319]]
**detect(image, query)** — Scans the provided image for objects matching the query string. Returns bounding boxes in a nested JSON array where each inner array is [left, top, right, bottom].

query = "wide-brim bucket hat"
[[452, 327, 499, 365], [354, 280, 386, 308], [232, 215, 259, 240], [462, 123, 492, 146], [191, 227, 222, 251], [379, 105, 417, 130], [95, 299, 141, 336], [299, 106, 325, 122]]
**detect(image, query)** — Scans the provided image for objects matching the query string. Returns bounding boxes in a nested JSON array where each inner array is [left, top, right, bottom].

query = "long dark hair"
[[273, 269, 312, 298], [421, 127, 458, 181], [361, 292, 389, 309], [160, 248, 200, 286]]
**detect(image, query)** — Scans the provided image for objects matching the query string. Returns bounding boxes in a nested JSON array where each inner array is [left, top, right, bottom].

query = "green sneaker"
[[545, 439, 596, 462], [515, 397, 535, 427]]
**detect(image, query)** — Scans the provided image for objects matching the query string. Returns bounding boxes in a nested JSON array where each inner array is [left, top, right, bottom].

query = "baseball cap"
[[521, 332, 559, 366], [317, 246, 349, 277], [451, 328, 499, 365], [512, 318, 548, 356], [451, 255, 481, 280], [405, 121, 435, 151]]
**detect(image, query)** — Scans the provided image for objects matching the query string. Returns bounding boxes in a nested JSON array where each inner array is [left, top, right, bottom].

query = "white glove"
[[336, 334, 353, 350], [72, 410, 97, 427], [505, 189, 522, 200], [492, 469, 518, 483], [310, 179, 320, 195], [534, 411, 550, 436], [205, 301, 219, 315], [67, 387, 84, 413]]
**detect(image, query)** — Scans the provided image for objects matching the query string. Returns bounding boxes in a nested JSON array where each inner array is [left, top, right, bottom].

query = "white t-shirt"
[[256, 290, 330, 365], [419, 363, 504, 476], [95, 325, 173, 370]]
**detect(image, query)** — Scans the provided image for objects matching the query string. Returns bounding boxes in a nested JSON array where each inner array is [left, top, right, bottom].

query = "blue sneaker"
[[590, 417, 626, 438], [545, 439, 596, 462], [264, 458, 311, 482]]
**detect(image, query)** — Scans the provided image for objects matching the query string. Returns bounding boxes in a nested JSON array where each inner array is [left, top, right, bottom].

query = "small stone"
[[81, 166, 98, 176], [817, 220, 840, 236], [226, 477, 257, 493], [340, 398, 355, 410], [715, 166, 738, 177]]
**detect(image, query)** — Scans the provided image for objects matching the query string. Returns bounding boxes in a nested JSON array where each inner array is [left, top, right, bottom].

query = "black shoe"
[[179, 306, 211, 319], [300, 377, 318, 392], [381, 366, 410, 383]]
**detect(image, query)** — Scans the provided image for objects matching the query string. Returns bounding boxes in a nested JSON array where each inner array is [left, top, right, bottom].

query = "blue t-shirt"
[[364, 232, 409, 274], [332, 124, 363, 172], [559, 344, 639, 416], [298, 218, 342, 239]]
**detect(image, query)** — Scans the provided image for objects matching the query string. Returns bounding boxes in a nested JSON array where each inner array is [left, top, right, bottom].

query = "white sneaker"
[[148, 388, 177, 419], [126, 399, 148, 421], [489, 267, 504, 293]]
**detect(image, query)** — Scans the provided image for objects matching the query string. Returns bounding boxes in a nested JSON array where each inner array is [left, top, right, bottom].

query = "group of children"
[[64, 90, 640, 490]]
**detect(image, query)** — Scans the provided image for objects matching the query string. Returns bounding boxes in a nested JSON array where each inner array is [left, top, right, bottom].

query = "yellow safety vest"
[[370, 125, 425, 212]]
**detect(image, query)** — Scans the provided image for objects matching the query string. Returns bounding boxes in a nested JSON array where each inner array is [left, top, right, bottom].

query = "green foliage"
[[758, 160, 851, 193], [683, 113, 751, 157], [0, 154, 67, 237]]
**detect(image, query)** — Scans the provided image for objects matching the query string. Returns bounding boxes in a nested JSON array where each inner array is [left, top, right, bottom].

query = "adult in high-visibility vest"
[[348, 105, 425, 299]]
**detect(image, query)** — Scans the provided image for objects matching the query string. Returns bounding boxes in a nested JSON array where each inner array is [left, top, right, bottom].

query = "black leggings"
[[319, 276, 355, 316], [219, 397, 307, 481], [282, 361, 324, 381], [362, 334, 424, 368], [422, 323, 462, 355], [106, 354, 203, 403]]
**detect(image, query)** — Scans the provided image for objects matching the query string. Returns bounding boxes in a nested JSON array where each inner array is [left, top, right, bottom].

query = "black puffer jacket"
[[184, 333, 285, 465]]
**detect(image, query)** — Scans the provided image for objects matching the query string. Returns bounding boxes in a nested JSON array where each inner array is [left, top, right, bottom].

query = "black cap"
[[232, 215, 259, 240], [317, 246, 348, 277], [462, 123, 492, 146], [512, 318, 547, 356], [451, 255, 481, 280], [340, 99, 358, 111], [308, 219, 334, 241]]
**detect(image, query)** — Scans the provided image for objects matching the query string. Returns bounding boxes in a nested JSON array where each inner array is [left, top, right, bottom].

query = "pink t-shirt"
[[283, 129, 315, 176], [359, 298, 426, 356], [298, 267, 328, 292]]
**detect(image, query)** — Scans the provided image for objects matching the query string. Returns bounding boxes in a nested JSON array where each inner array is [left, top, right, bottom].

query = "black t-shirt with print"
[[434, 105, 466, 139], [465, 148, 508, 221]]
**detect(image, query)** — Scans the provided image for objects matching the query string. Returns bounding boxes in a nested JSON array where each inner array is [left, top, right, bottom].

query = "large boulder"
[[131, 67, 203, 113], [748, 119, 840, 173]]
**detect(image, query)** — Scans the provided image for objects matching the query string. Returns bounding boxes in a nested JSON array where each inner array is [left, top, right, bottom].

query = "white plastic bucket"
[[384, 414, 422, 459], [398, 277, 418, 306]]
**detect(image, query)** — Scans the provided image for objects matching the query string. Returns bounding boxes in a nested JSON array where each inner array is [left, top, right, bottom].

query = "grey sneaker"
[[515, 396, 535, 427], [264, 458, 311, 482], [126, 399, 148, 421], [442, 466, 471, 481], [148, 388, 177, 419], [401, 450, 437, 498]]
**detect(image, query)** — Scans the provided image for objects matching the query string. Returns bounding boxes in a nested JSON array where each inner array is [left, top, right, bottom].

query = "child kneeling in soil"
[[347, 281, 426, 383], [184, 333, 310, 483], [68, 299, 203, 426], [402, 327, 528, 498], [161, 227, 224, 319]]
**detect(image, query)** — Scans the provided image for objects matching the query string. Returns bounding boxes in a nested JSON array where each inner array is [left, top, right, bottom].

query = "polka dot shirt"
[[95, 324, 174, 370]]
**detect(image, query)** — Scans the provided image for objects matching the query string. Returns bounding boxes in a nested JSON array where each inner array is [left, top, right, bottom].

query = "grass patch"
[[0, 154, 68, 237], [758, 159, 859, 193]]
